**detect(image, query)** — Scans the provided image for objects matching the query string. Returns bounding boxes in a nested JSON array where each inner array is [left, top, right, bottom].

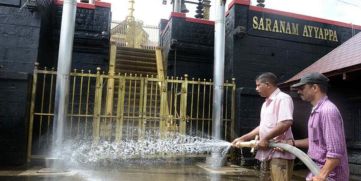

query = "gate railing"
[[27, 64, 236, 160], [111, 21, 159, 50]]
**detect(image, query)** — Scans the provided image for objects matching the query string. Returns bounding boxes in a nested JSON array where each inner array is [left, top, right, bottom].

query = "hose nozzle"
[[236, 135, 259, 153]]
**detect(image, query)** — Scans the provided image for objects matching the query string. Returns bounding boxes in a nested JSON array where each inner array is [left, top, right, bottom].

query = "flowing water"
[[12, 132, 248, 181], [53, 132, 231, 167], [1, 131, 317, 180]]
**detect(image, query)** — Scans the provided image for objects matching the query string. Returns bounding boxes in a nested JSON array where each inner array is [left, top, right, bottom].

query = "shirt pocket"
[[264, 112, 277, 128], [309, 127, 319, 142]]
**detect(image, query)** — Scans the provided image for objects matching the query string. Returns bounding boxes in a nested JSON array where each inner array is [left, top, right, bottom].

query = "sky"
[[100, 0, 361, 26]]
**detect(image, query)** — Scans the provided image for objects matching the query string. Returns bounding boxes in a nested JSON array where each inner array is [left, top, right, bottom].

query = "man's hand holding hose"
[[230, 136, 326, 180]]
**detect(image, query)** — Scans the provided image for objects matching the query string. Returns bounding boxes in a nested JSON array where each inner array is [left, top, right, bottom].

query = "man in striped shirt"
[[291, 72, 349, 181]]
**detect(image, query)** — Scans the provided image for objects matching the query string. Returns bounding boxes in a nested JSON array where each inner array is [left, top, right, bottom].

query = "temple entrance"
[[27, 63, 236, 161]]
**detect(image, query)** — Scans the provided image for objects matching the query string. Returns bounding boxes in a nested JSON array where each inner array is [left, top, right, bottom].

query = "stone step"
[[116, 59, 156, 66], [116, 54, 156, 63], [114, 69, 157, 76], [117, 49, 155, 59], [116, 64, 157, 72], [117, 46, 156, 54], [115, 47, 158, 85]]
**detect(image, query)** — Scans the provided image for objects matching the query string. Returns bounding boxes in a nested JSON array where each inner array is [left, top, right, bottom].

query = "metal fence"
[[27, 64, 236, 160], [111, 21, 160, 50]]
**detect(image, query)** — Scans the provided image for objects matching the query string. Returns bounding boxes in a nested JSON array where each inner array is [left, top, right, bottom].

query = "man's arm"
[[231, 126, 259, 146], [258, 120, 292, 149], [313, 158, 340, 181], [314, 106, 346, 179], [294, 138, 308, 148], [240, 126, 260, 141], [262, 120, 292, 141]]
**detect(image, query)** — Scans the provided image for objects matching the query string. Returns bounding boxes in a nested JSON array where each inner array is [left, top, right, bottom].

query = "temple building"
[[1, 0, 361, 177]]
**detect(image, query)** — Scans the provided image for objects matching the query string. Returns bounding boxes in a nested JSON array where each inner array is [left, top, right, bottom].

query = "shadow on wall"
[[290, 92, 311, 139]]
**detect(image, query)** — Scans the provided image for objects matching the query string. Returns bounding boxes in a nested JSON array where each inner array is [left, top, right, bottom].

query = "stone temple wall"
[[0, 0, 111, 165]]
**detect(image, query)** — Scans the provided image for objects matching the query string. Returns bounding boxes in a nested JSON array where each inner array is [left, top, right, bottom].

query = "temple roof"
[[284, 32, 361, 85]]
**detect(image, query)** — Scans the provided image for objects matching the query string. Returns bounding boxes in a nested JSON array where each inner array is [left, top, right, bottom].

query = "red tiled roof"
[[284, 32, 361, 84]]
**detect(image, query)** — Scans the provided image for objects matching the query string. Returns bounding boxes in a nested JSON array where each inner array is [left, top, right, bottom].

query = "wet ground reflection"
[[0, 164, 259, 181]]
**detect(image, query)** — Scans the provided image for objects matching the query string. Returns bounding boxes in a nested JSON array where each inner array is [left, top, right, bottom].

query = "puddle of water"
[[5, 132, 261, 180], [0, 164, 259, 181]]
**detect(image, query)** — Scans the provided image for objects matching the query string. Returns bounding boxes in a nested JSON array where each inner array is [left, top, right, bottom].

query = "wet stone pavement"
[[0, 162, 307, 181], [2, 157, 361, 181]]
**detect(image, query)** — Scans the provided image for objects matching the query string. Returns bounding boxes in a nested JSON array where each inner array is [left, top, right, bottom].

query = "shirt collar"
[[266, 88, 280, 102], [311, 96, 328, 113]]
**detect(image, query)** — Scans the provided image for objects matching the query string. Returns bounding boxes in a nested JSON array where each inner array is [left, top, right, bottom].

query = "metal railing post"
[[231, 78, 236, 140], [155, 47, 166, 81], [138, 77, 146, 140], [93, 67, 103, 143], [115, 76, 126, 142], [105, 41, 116, 139], [160, 80, 168, 137], [27, 62, 39, 162], [179, 74, 188, 134]]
